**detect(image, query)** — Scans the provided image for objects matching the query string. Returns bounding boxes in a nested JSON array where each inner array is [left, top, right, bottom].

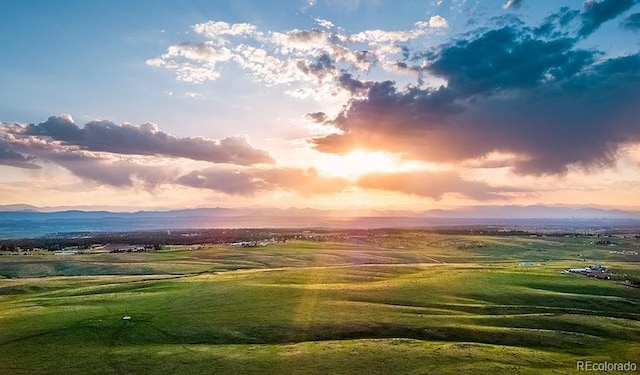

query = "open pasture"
[[1, 234, 639, 374]]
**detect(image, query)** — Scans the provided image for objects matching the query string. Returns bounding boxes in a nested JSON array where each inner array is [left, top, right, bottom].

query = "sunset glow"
[[316, 151, 402, 179], [1, 0, 639, 210], [3, 4, 640, 373]]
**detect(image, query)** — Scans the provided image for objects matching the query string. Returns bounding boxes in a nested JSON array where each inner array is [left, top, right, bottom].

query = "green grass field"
[[1, 234, 639, 374]]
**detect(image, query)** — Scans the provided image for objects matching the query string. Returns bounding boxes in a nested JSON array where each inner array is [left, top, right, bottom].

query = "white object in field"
[[122, 316, 131, 320]]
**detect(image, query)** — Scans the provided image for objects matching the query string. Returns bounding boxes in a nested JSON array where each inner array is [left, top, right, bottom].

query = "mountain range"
[[2, 204, 640, 219], [1, 204, 640, 239]]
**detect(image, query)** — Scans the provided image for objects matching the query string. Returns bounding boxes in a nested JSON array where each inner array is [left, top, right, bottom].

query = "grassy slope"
[[1, 235, 639, 374]]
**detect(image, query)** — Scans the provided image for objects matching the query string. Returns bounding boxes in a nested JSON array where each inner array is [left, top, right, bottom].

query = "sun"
[[315, 150, 401, 179]]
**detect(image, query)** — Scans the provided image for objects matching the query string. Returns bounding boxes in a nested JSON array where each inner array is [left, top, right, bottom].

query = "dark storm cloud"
[[9, 115, 274, 165], [579, 0, 639, 37], [621, 12, 640, 31], [177, 167, 348, 196], [534, 7, 580, 38], [425, 26, 594, 95], [357, 171, 524, 200], [311, 8, 640, 175], [337, 73, 373, 95]]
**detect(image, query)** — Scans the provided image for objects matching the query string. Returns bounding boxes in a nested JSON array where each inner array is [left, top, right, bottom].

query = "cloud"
[[428, 15, 449, 28], [337, 72, 374, 95], [145, 4, 639, 181], [177, 167, 349, 196], [0, 132, 178, 188], [2, 124, 347, 196], [192, 21, 258, 43], [0, 140, 40, 169], [5, 115, 273, 165], [305, 112, 328, 123], [315, 18, 334, 29], [310, 13, 640, 176], [148, 17, 442, 98], [356, 171, 523, 200], [621, 12, 640, 31], [3, 120, 534, 201], [579, 0, 639, 37], [424, 26, 597, 95], [349, 28, 426, 45], [176, 168, 262, 195], [3, 124, 347, 196], [53, 154, 178, 188], [164, 42, 233, 63], [146, 41, 234, 83], [502, 0, 523, 10], [534, 7, 581, 38], [148, 2, 637, 102]]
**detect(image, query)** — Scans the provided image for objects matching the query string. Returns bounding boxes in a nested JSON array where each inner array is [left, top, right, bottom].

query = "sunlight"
[[316, 150, 401, 179]]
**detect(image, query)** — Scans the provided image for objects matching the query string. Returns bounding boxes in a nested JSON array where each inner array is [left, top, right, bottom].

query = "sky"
[[1, 0, 640, 211]]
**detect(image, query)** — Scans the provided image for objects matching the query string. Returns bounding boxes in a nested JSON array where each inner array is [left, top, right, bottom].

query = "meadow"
[[1, 233, 639, 374]]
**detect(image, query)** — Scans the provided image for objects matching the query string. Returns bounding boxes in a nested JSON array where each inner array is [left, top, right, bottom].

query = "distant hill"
[[1, 204, 640, 239], [420, 205, 640, 219], [0, 204, 40, 212], [2, 204, 639, 220]]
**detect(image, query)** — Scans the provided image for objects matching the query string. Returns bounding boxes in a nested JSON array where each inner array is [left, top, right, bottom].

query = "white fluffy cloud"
[[315, 18, 334, 29], [192, 21, 259, 42], [428, 15, 449, 28], [147, 16, 445, 98]]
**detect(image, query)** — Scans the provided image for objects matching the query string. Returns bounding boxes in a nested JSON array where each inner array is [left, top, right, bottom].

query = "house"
[[563, 267, 590, 273], [562, 263, 612, 280]]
